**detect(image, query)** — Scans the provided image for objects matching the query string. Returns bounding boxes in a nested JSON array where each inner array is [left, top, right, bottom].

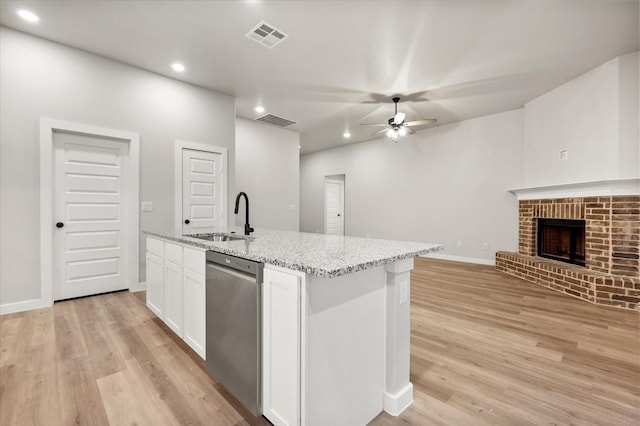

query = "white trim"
[[422, 253, 496, 266], [0, 298, 53, 315], [384, 383, 414, 416], [130, 281, 147, 292], [40, 118, 140, 306], [508, 178, 640, 200], [174, 140, 228, 234]]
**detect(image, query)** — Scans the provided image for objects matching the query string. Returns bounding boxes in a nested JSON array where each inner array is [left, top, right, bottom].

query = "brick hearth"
[[496, 196, 640, 310]]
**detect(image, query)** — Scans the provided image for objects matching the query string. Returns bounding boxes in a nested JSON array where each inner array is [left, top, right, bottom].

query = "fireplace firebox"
[[537, 218, 586, 266]]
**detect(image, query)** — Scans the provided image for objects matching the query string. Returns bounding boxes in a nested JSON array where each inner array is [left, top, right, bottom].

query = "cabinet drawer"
[[164, 242, 183, 265], [146, 237, 164, 257], [184, 247, 205, 274]]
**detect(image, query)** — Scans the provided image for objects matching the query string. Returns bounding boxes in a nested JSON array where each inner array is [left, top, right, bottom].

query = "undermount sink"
[[187, 233, 247, 242]]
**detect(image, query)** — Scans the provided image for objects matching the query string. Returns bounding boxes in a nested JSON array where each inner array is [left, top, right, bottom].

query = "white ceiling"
[[0, 0, 638, 153]]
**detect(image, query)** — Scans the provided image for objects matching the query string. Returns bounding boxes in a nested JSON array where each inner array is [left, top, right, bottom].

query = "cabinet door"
[[146, 251, 164, 318], [164, 260, 183, 336], [262, 267, 301, 426], [183, 268, 206, 359]]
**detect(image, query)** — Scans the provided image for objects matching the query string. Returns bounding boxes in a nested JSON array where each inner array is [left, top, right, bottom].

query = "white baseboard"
[[0, 298, 52, 315], [384, 383, 414, 416], [2, 282, 147, 315], [421, 253, 496, 266], [129, 281, 146, 292]]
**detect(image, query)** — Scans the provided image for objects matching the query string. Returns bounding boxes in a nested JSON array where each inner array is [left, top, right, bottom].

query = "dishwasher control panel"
[[206, 251, 262, 277]]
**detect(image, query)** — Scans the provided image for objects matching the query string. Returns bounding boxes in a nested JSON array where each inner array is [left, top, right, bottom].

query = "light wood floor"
[[1, 258, 638, 425]]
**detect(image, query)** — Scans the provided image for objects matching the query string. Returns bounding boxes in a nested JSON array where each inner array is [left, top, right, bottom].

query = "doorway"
[[174, 140, 227, 234], [324, 175, 345, 235], [40, 119, 140, 303]]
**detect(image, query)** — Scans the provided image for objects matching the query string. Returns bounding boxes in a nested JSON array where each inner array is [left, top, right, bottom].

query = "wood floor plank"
[[53, 301, 88, 360], [96, 361, 181, 426], [0, 315, 21, 366], [74, 294, 127, 380], [57, 355, 110, 426]]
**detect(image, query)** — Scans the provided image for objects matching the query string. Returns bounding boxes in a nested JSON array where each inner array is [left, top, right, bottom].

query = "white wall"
[[524, 51, 639, 186], [0, 28, 235, 306], [300, 110, 524, 263], [618, 52, 640, 178], [235, 118, 300, 231]]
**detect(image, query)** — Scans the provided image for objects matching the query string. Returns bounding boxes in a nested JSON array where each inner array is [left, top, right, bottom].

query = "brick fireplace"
[[496, 196, 640, 310]]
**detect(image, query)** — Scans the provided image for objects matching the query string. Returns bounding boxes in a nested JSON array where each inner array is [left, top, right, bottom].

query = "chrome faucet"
[[234, 192, 254, 235]]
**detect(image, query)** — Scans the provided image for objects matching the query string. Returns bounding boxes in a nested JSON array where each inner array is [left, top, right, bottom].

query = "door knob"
[[56, 222, 64, 228], [337, 213, 341, 217], [184, 219, 190, 224]]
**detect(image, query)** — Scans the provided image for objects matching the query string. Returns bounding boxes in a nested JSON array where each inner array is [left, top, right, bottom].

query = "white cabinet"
[[183, 248, 206, 359], [145, 250, 164, 317], [262, 264, 389, 426], [145, 237, 206, 359], [164, 259, 183, 336], [262, 265, 302, 426]]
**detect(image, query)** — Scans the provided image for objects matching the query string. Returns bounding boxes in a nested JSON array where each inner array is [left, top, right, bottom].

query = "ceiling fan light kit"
[[361, 96, 437, 141]]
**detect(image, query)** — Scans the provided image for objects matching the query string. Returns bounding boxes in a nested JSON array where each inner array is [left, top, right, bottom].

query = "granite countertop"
[[143, 228, 443, 278]]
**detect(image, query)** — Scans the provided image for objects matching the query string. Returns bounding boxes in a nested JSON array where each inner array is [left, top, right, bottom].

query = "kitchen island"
[[143, 228, 442, 426]]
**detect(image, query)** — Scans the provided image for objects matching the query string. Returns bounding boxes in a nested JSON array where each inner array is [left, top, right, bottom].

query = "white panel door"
[[325, 180, 344, 235], [182, 149, 223, 234], [53, 131, 129, 301]]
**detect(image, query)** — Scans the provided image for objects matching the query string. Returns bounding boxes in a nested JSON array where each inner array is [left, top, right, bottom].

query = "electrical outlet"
[[141, 201, 153, 212], [457, 240, 462, 247], [288, 204, 296, 211], [482, 242, 489, 250], [399, 281, 408, 304]]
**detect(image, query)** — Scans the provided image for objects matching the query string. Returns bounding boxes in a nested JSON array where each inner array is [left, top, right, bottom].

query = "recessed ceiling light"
[[171, 63, 185, 73], [17, 9, 39, 22], [255, 105, 265, 114], [343, 131, 351, 138]]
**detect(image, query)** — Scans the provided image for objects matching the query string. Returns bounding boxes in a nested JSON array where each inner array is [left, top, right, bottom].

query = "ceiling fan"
[[361, 97, 437, 140]]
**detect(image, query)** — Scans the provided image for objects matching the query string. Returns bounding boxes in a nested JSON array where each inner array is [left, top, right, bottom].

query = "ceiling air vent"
[[256, 114, 296, 127], [245, 21, 288, 48]]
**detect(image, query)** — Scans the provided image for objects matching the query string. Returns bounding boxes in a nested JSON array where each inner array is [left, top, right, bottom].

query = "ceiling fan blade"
[[360, 123, 390, 127], [393, 112, 405, 125], [403, 125, 415, 135], [404, 118, 437, 127], [371, 127, 391, 136]]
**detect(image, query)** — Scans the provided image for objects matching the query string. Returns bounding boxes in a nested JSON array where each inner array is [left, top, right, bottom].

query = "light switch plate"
[[141, 201, 153, 212]]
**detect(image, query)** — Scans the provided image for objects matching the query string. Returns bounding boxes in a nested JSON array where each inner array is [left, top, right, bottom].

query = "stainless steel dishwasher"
[[206, 251, 263, 416]]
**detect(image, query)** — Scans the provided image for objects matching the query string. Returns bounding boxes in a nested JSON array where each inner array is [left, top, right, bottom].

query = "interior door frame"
[[40, 118, 140, 305], [324, 177, 345, 235], [174, 140, 228, 234]]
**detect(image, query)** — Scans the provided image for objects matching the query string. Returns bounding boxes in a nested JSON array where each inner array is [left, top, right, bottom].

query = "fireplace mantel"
[[509, 178, 640, 201]]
